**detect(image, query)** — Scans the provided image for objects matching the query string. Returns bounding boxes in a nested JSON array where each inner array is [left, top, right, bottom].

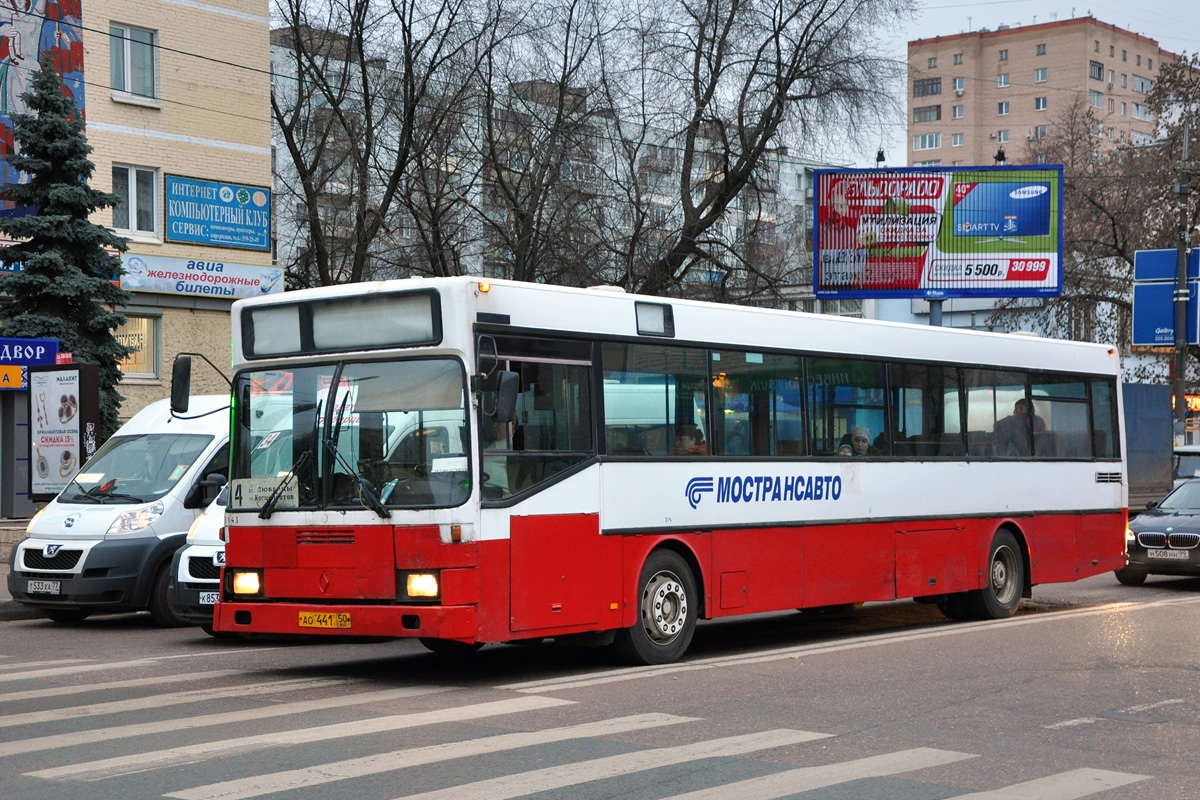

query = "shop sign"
[[0, 337, 59, 391], [122, 252, 283, 299], [164, 175, 271, 251]]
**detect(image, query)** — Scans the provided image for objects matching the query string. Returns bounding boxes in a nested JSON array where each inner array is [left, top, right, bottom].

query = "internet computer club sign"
[[813, 166, 1064, 300], [165, 175, 272, 251]]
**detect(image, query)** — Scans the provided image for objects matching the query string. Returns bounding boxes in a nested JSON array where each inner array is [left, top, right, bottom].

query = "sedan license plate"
[[27, 580, 60, 594], [299, 611, 351, 629], [199, 592, 219, 605], [213, 552, 226, 567], [1147, 549, 1189, 560]]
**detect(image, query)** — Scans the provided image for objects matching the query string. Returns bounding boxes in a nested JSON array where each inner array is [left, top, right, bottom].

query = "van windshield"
[[229, 358, 470, 512], [62, 434, 214, 504]]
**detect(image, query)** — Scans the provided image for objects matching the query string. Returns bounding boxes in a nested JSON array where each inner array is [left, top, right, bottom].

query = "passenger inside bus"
[[672, 424, 707, 456], [849, 426, 880, 456]]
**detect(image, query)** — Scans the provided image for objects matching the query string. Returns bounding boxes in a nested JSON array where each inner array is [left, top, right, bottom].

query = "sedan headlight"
[[107, 501, 165, 534], [1126, 528, 1136, 543]]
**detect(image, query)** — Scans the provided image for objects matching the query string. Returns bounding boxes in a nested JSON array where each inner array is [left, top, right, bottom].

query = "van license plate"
[[27, 580, 60, 594], [299, 611, 351, 629], [1147, 550, 1189, 560], [213, 552, 226, 566], [199, 592, 219, 605]]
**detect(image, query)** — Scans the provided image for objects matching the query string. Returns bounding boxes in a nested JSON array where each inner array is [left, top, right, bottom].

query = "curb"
[[0, 601, 42, 622]]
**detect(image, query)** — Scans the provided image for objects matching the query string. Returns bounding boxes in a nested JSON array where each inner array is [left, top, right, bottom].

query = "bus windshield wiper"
[[258, 450, 310, 520], [324, 439, 391, 519]]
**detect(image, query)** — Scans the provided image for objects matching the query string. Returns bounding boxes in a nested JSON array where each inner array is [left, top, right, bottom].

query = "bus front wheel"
[[614, 549, 697, 666], [965, 529, 1024, 620]]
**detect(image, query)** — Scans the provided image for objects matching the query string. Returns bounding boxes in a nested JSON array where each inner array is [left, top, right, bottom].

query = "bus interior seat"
[[937, 433, 966, 457], [967, 431, 994, 457], [1033, 430, 1059, 458]]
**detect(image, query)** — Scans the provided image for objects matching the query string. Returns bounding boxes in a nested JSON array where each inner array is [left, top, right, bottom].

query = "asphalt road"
[[2, 571, 1199, 800]]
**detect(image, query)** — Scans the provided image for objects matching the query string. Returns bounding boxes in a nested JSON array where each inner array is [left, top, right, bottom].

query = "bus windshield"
[[229, 358, 470, 512]]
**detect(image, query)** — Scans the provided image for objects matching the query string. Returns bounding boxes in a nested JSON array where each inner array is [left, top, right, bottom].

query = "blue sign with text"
[[1133, 248, 1199, 282], [0, 337, 59, 391], [1132, 281, 1200, 347], [164, 176, 271, 251]]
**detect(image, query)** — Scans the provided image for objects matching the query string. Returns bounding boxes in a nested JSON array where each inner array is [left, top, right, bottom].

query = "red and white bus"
[[185, 277, 1127, 664]]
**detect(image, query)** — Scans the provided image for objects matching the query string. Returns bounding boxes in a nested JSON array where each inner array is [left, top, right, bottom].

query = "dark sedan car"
[[1117, 479, 1200, 585]]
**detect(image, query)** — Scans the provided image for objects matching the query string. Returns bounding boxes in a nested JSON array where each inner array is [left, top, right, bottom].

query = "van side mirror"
[[186, 473, 227, 509], [171, 356, 192, 414], [494, 370, 519, 423]]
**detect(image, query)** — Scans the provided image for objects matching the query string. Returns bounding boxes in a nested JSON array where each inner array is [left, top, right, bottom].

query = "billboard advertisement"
[[813, 166, 1063, 299], [121, 252, 283, 298], [164, 175, 272, 251], [0, 1, 85, 214]]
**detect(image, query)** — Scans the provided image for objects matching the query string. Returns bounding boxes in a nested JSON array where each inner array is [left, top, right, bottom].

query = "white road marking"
[[1120, 699, 1184, 713], [0, 648, 281, 685], [945, 767, 1149, 798], [0, 670, 242, 703], [1045, 719, 1098, 729], [0, 659, 90, 670], [5, 684, 453, 761], [1045, 697, 1186, 729], [663, 747, 976, 799], [500, 598, 1200, 694], [165, 713, 697, 800], [0, 677, 353, 727], [26, 695, 573, 781], [392, 729, 831, 800]]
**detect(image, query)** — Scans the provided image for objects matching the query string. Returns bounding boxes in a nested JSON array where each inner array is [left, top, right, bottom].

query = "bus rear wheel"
[[965, 529, 1024, 620], [614, 549, 697, 666]]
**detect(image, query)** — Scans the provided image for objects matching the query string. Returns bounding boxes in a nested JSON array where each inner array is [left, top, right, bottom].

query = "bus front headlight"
[[107, 502, 165, 534], [231, 571, 262, 595]]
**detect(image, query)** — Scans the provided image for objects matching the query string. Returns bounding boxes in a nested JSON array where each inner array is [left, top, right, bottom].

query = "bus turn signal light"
[[232, 571, 261, 595], [407, 573, 439, 598]]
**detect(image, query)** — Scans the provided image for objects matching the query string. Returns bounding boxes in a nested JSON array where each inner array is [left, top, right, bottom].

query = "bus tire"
[[419, 638, 484, 655], [43, 609, 91, 623], [1113, 566, 1148, 586], [614, 549, 697, 666], [965, 529, 1024, 620], [937, 595, 971, 621], [149, 565, 189, 628]]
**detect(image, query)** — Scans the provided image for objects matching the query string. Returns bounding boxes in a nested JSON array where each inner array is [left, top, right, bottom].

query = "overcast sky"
[[836, 0, 1197, 167]]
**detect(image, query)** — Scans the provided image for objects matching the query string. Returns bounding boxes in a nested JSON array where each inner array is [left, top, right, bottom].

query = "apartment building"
[[906, 16, 1171, 166]]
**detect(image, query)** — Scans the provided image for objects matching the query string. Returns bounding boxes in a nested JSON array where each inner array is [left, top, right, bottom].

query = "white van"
[[6, 396, 230, 625], [1176, 445, 1200, 488], [167, 487, 225, 632]]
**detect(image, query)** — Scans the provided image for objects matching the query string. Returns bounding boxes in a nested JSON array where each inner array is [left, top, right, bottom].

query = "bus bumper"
[[213, 601, 478, 641]]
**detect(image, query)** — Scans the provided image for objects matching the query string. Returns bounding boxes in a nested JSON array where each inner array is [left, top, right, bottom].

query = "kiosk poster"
[[27, 364, 99, 500], [813, 166, 1063, 299]]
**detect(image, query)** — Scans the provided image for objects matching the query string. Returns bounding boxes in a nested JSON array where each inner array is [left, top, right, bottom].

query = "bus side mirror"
[[171, 356, 192, 414], [494, 370, 519, 423]]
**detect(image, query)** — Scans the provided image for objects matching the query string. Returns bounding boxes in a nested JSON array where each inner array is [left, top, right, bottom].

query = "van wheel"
[[43, 609, 91, 623], [149, 565, 189, 628], [964, 530, 1024, 620], [613, 549, 697, 665]]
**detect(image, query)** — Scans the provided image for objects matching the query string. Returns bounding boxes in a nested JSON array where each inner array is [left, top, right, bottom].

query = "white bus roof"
[[231, 276, 1119, 377]]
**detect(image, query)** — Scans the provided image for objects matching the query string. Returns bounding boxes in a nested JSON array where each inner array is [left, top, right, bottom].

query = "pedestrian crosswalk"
[[0, 657, 1154, 800]]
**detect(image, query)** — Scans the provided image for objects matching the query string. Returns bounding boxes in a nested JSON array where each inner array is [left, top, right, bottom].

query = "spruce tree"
[[0, 60, 131, 439]]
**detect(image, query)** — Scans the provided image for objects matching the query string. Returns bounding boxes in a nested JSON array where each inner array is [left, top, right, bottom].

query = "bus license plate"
[[299, 611, 351, 629], [1147, 550, 1189, 560], [27, 580, 60, 594], [199, 592, 219, 605]]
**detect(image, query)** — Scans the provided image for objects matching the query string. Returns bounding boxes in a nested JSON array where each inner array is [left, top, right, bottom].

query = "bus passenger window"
[[963, 369, 1027, 458], [602, 343, 708, 457], [711, 350, 804, 456], [807, 357, 886, 456]]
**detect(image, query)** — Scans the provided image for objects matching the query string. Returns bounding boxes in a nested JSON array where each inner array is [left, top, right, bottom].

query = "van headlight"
[[108, 501, 165, 534], [25, 508, 45, 534]]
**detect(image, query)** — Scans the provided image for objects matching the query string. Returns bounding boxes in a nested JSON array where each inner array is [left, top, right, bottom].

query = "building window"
[[1036, 43, 1046, 56], [997, 130, 1009, 143], [1132, 74, 1155, 93], [1108, 98, 1115, 112], [1094, 40, 1099, 52], [913, 133, 941, 151], [953, 77, 964, 92], [913, 105, 941, 123], [1132, 103, 1154, 122], [1121, 102, 1126, 116], [116, 316, 160, 379], [111, 165, 157, 235], [1035, 154, 1048, 164], [913, 77, 941, 97], [1137, 54, 1141, 66], [1122, 50, 1127, 61], [997, 73, 1010, 88], [913, 159, 942, 166], [1121, 74, 1127, 88], [1149, 58, 1153, 71], [928, 57, 937, 68], [999, 49, 1008, 61], [954, 53, 963, 65], [1089, 90, 1104, 108], [1035, 68, 1047, 82], [1035, 97, 1047, 111], [952, 105, 964, 119], [1089, 60, 1104, 80], [952, 133, 964, 147], [1108, 69, 1114, 85], [110, 25, 157, 98], [1033, 125, 1047, 139], [1109, 45, 1115, 57], [998, 101, 1009, 116]]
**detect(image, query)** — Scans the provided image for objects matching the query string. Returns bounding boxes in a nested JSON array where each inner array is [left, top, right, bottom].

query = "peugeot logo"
[[43, 544, 62, 558], [60, 513, 81, 531]]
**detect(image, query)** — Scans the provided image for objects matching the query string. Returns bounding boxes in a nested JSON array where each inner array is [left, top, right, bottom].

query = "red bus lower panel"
[[214, 601, 477, 641]]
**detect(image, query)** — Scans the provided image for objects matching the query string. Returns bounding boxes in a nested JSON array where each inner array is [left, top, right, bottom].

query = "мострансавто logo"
[[685, 474, 843, 509]]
